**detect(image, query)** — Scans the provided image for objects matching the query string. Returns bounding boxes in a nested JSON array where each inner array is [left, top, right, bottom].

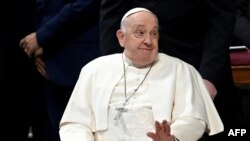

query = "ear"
[[116, 29, 125, 48]]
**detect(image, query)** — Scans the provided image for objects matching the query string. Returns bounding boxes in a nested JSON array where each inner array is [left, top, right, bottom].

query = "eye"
[[150, 31, 159, 39], [134, 30, 145, 38]]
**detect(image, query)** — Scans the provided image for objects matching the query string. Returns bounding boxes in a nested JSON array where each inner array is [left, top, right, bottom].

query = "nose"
[[143, 33, 153, 45]]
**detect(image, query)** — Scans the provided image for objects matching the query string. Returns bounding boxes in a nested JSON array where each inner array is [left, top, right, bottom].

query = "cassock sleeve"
[[59, 123, 94, 141], [171, 117, 206, 141], [59, 66, 95, 141], [170, 62, 223, 140]]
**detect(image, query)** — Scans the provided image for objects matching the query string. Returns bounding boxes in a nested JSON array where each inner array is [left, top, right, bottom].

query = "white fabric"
[[95, 63, 154, 141], [95, 106, 154, 141], [121, 7, 151, 25], [59, 53, 223, 141]]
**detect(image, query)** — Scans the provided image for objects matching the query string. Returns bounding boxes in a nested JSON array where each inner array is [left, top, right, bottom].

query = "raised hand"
[[147, 120, 175, 141]]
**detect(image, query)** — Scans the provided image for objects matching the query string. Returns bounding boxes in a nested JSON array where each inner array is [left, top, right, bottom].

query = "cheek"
[[153, 40, 158, 47], [126, 40, 142, 50]]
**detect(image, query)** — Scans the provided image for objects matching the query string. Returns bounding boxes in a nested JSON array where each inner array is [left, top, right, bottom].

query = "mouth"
[[139, 47, 153, 50]]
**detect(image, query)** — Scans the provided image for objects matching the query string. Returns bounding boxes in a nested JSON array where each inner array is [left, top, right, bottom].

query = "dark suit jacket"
[[36, 0, 101, 86], [100, 0, 238, 132], [233, 0, 250, 48]]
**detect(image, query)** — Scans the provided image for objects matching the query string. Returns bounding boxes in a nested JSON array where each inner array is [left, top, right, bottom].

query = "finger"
[[23, 46, 31, 57], [165, 125, 171, 135], [163, 120, 171, 135], [35, 58, 46, 74], [146, 132, 158, 141], [35, 59, 45, 75], [36, 57, 46, 69], [36, 63, 44, 77], [26, 45, 38, 58], [36, 63, 48, 79], [35, 58, 48, 79], [161, 120, 167, 133], [19, 39, 30, 56], [34, 47, 43, 58], [26, 49, 33, 58], [155, 120, 161, 133], [19, 38, 24, 48], [20, 39, 28, 49], [24, 48, 28, 53]]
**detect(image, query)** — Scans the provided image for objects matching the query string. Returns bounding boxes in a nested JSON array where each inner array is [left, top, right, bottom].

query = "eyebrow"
[[133, 24, 159, 30]]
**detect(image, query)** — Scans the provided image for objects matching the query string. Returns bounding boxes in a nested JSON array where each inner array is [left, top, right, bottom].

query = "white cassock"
[[59, 53, 224, 141]]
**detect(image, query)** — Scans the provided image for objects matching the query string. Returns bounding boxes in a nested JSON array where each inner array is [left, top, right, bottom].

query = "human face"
[[117, 11, 159, 67]]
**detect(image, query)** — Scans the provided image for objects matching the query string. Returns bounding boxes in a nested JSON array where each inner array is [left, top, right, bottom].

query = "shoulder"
[[158, 53, 191, 66], [90, 53, 121, 64], [82, 53, 122, 71], [158, 53, 197, 72]]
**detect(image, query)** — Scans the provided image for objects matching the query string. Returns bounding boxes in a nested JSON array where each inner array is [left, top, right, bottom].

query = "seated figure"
[[59, 8, 223, 141]]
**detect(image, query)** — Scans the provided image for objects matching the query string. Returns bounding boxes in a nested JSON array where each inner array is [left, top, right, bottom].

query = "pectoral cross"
[[114, 106, 128, 121]]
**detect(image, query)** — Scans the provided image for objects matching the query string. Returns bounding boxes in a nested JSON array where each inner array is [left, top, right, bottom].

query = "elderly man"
[[59, 8, 223, 141]]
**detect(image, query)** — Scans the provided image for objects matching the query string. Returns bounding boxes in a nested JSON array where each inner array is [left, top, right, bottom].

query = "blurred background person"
[[100, 0, 238, 140], [1, 1, 46, 141], [232, 0, 250, 48], [19, 0, 102, 141], [231, 0, 250, 134]]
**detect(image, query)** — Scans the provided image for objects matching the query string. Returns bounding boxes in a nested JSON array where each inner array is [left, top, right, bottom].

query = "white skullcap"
[[121, 7, 152, 26]]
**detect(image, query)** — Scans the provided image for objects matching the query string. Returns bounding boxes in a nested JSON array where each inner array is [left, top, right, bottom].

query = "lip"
[[139, 47, 154, 50]]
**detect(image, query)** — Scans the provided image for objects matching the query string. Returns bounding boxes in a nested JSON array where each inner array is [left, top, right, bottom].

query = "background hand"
[[35, 56, 49, 80], [203, 79, 217, 100], [19, 32, 40, 58]]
